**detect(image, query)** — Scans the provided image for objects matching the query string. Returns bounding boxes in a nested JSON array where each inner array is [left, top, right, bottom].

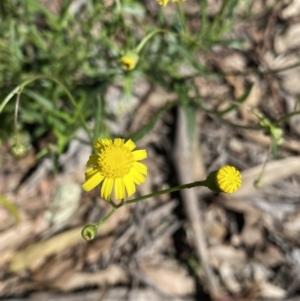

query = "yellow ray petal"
[[82, 172, 104, 191], [124, 139, 136, 151], [132, 150, 147, 161], [114, 178, 125, 200], [133, 162, 147, 175], [114, 138, 125, 145], [123, 175, 136, 198], [131, 169, 146, 185], [101, 178, 114, 200]]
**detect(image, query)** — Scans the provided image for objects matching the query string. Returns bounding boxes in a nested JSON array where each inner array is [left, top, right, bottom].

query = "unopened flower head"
[[119, 51, 139, 71], [10, 143, 27, 158], [82, 138, 147, 201], [205, 165, 241, 194], [81, 224, 97, 241], [157, 0, 186, 7]]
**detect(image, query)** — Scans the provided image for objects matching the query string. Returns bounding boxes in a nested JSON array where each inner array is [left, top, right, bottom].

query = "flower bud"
[[157, 0, 169, 6], [81, 224, 97, 241], [119, 51, 139, 71], [272, 128, 283, 145], [10, 143, 27, 158], [204, 165, 241, 194]]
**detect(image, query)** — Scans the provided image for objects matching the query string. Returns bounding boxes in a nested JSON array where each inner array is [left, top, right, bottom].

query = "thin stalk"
[[209, 0, 230, 36], [95, 207, 116, 229], [0, 86, 21, 114], [115, 0, 129, 48], [13, 93, 21, 144], [124, 180, 207, 205], [199, 0, 208, 39], [92, 180, 208, 230], [93, 94, 102, 144], [135, 29, 169, 53], [275, 110, 300, 125], [176, 1, 188, 33]]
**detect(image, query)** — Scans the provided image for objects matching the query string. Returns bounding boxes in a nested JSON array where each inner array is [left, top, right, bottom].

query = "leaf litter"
[[2, 0, 300, 300]]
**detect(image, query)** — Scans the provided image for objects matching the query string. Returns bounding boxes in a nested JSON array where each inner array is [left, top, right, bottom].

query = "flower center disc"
[[98, 145, 134, 178]]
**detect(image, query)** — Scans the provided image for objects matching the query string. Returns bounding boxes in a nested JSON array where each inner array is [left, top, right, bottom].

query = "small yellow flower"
[[82, 138, 147, 201], [157, 0, 169, 6], [205, 165, 241, 194], [119, 51, 139, 71], [157, 0, 186, 6]]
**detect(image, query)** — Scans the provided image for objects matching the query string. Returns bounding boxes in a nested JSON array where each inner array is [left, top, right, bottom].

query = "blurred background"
[[1, 0, 300, 300]]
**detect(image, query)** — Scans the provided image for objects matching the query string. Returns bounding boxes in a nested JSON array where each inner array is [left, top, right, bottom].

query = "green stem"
[[216, 118, 260, 130], [202, 107, 260, 130], [176, 1, 188, 33], [0, 86, 21, 114], [13, 92, 21, 144], [0, 75, 93, 145], [115, 0, 129, 48], [124, 180, 207, 205], [109, 199, 120, 208], [115, 0, 122, 14], [93, 95, 102, 144], [95, 207, 116, 229], [275, 110, 300, 125], [92, 180, 208, 230], [199, 0, 207, 39], [135, 29, 169, 53], [209, 0, 229, 36]]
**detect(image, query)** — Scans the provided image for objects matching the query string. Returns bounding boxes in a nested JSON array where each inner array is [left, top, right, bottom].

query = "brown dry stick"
[[173, 107, 219, 298]]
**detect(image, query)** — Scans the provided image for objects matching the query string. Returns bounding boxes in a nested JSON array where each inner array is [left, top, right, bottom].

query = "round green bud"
[[272, 128, 283, 145], [10, 143, 27, 158], [204, 170, 221, 193], [81, 224, 97, 241]]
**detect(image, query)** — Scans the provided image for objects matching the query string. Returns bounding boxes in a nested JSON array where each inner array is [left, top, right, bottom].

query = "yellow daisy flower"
[[82, 138, 147, 201], [205, 165, 241, 194]]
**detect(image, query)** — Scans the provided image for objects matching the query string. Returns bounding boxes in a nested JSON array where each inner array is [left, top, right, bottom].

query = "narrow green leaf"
[[217, 83, 254, 117], [23, 90, 74, 123], [93, 94, 103, 144]]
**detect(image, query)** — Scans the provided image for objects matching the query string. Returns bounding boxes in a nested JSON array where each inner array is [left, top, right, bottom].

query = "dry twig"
[[173, 107, 219, 298]]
